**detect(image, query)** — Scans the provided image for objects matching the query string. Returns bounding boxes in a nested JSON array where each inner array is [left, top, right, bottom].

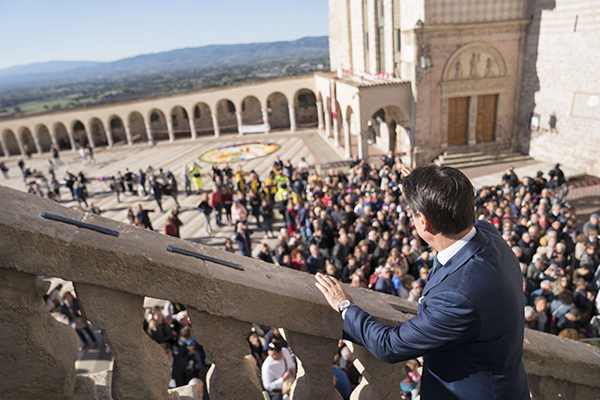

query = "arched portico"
[[20, 127, 38, 155], [89, 118, 109, 147], [36, 125, 53, 152], [294, 89, 318, 129], [266, 92, 290, 131], [216, 99, 238, 134], [72, 121, 89, 148], [240, 96, 263, 125], [2, 130, 21, 156], [170, 106, 192, 139], [368, 105, 410, 155], [128, 112, 148, 144], [109, 116, 128, 146], [54, 123, 72, 150], [193, 102, 214, 136], [148, 109, 170, 142]]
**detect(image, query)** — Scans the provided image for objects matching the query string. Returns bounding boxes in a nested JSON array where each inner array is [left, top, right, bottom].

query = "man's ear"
[[417, 212, 438, 235]]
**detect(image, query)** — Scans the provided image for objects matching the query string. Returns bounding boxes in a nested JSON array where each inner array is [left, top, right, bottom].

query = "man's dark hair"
[[402, 165, 475, 236]]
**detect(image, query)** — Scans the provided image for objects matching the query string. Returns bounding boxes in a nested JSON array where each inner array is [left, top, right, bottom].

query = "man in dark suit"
[[316, 165, 530, 399]]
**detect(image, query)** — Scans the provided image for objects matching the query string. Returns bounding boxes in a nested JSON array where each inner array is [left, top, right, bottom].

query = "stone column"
[[262, 108, 271, 133], [468, 96, 478, 145], [343, 119, 352, 158], [188, 309, 264, 400], [105, 129, 114, 148], [211, 114, 221, 137], [32, 134, 42, 155], [145, 123, 154, 144], [289, 104, 297, 133], [316, 101, 324, 130], [68, 131, 77, 151], [124, 125, 133, 146], [236, 111, 244, 135], [333, 117, 340, 147], [1, 140, 9, 158], [85, 127, 96, 149], [16, 137, 25, 156], [189, 118, 197, 140], [324, 108, 332, 138], [282, 330, 343, 400], [167, 121, 174, 142], [345, 341, 406, 399], [74, 282, 175, 400], [0, 268, 79, 399], [358, 131, 369, 160]]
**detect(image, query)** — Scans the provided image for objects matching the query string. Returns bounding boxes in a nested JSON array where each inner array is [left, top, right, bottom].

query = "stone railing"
[[1, 185, 600, 400]]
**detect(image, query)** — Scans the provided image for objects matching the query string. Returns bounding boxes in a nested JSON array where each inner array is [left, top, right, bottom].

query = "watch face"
[[339, 300, 351, 311]]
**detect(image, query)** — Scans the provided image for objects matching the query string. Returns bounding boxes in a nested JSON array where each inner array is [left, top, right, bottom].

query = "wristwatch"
[[338, 299, 353, 314]]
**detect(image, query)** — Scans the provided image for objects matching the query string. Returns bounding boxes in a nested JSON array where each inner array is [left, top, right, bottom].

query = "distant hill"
[[0, 61, 104, 78], [0, 36, 329, 88]]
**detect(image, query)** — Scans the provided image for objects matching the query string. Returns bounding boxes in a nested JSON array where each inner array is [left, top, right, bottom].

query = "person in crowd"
[[198, 193, 213, 234], [261, 342, 296, 400]]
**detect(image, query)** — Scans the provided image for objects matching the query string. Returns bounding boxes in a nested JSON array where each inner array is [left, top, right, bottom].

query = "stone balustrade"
[[1, 185, 600, 400]]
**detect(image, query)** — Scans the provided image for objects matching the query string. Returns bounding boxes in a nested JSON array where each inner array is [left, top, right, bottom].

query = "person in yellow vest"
[[189, 162, 203, 194], [274, 172, 290, 202], [263, 172, 277, 203], [235, 165, 248, 196]]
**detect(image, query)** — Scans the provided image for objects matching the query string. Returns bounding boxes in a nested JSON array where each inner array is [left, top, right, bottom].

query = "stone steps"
[[434, 148, 532, 169]]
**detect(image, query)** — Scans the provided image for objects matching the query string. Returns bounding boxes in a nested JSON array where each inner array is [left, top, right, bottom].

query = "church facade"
[[325, 0, 600, 171]]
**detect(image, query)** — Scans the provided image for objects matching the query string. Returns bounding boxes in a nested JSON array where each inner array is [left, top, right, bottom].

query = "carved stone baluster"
[[282, 330, 343, 400], [188, 309, 264, 400], [0, 268, 79, 399], [346, 341, 406, 400], [74, 283, 175, 400]]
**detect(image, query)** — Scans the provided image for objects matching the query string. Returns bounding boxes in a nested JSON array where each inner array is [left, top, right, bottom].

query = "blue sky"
[[0, 0, 329, 70]]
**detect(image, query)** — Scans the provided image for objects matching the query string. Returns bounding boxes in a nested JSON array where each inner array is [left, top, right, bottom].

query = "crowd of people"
[[17, 142, 599, 398]]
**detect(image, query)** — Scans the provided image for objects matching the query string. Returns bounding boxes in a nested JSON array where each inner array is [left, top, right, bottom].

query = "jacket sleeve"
[[343, 289, 481, 363]]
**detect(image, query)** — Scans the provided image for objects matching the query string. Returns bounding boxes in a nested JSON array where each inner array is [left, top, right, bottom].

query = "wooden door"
[[447, 97, 469, 146], [476, 94, 498, 143]]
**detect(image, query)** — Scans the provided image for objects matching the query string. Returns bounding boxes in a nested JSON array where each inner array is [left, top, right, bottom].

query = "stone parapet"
[[0, 185, 599, 399]]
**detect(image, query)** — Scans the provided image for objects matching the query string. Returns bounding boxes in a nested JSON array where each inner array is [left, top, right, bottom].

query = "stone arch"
[[148, 109, 169, 142], [170, 105, 191, 139], [216, 99, 238, 134], [19, 127, 36, 154], [240, 96, 262, 125], [370, 105, 409, 153], [36, 124, 53, 152], [54, 123, 71, 150], [89, 118, 108, 147], [128, 112, 147, 144], [72, 120, 88, 148], [0, 143, 4, 157], [109, 116, 127, 145], [2, 129, 21, 156], [266, 92, 290, 130], [193, 102, 214, 136], [294, 88, 318, 127], [443, 42, 507, 82]]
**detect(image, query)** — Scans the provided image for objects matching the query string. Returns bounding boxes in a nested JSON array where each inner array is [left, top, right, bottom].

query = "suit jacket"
[[343, 221, 530, 399]]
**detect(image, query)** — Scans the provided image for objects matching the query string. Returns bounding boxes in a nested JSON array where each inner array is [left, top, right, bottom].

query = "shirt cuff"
[[342, 308, 348, 320]]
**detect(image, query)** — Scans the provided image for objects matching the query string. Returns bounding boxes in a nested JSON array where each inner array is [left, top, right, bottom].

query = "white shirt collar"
[[436, 226, 477, 266]]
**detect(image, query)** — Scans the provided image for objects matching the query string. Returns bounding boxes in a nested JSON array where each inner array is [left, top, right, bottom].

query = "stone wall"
[[518, 0, 600, 176], [425, 0, 526, 25]]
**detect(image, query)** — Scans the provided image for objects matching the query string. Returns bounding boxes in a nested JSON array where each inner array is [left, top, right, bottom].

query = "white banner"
[[240, 124, 269, 134]]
